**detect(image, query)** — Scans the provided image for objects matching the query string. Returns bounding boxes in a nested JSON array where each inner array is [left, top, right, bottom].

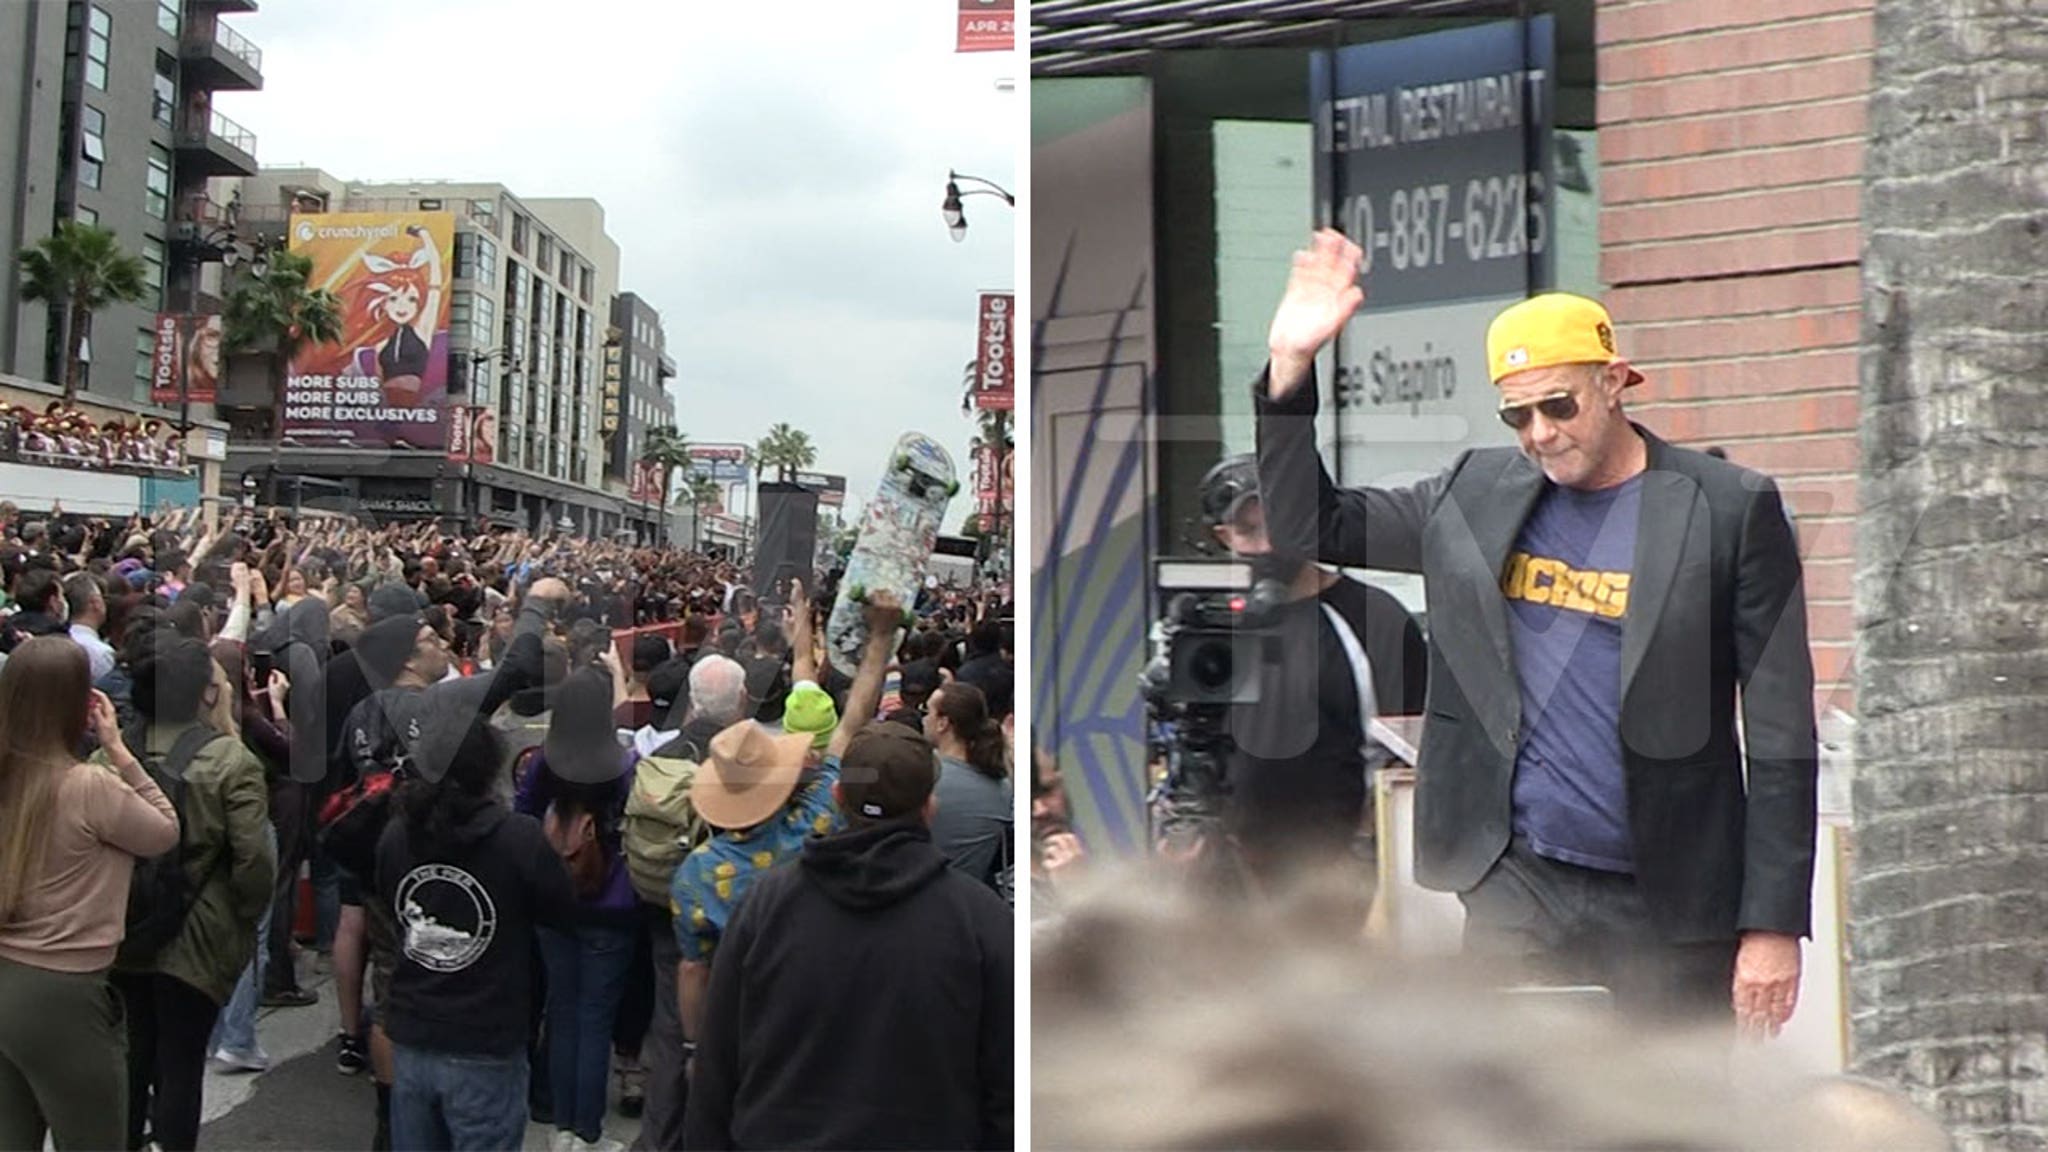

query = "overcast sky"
[[217, 0, 1015, 525]]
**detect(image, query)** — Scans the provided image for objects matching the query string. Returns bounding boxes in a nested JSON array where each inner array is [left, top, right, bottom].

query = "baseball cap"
[[647, 655, 693, 727], [1485, 293, 1646, 388], [1198, 454, 1260, 527], [782, 680, 838, 750], [836, 722, 938, 822]]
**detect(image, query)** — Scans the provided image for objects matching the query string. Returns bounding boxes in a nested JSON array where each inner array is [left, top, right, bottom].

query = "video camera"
[[1141, 558, 1287, 857]]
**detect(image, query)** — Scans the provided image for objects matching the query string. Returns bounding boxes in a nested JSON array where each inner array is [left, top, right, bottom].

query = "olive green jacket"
[[107, 721, 276, 1004]]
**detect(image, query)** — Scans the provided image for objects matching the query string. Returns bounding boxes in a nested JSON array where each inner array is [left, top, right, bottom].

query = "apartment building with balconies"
[[0, 0, 262, 400]]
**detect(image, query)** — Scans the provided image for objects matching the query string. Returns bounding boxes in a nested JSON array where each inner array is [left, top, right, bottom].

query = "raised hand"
[[1266, 228, 1367, 399], [861, 590, 906, 648], [88, 689, 124, 751]]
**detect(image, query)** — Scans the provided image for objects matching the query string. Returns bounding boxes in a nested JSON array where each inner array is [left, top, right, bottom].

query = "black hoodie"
[[686, 820, 1013, 1151], [253, 599, 330, 784], [374, 791, 577, 1057]]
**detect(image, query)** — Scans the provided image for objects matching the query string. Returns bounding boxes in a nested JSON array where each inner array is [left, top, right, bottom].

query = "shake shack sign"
[[359, 496, 438, 516]]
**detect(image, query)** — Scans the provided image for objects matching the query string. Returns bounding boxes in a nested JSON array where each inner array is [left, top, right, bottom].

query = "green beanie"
[[783, 680, 838, 749]]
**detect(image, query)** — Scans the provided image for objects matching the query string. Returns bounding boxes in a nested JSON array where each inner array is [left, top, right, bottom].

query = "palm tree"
[[223, 249, 343, 456], [754, 422, 817, 482], [1850, 2, 2048, 1141], [639, 424, 693, 503], [16, 221, 150, 402], [685, 473, 721, 513], [684, 473, 722, 552]]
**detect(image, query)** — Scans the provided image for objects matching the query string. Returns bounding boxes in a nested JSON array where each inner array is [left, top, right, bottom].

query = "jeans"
[[615, 914, 654, 1057], [390, 1043, 529, 1152], [1459, 836, 1737, 1022], [212, 824, 279, 1057], [311, 843, 342, 952], [631, 905, 688, 1152], [539, 922, 636, 1142], [112, 970, 221, 1152], [265, 779, 315, 991]]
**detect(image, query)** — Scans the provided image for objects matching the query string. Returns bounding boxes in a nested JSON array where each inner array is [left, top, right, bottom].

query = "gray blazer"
[[1254, 370, 1818, 942]]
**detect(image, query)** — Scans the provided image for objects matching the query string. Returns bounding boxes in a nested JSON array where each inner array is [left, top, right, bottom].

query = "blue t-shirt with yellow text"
[[1501, 475, 1641, 872]]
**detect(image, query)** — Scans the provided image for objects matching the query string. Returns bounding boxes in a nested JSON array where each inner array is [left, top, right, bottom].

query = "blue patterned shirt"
[[670, 757, 844, 961]]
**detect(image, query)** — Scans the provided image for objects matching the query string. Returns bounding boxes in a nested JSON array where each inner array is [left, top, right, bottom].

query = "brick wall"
[[1598, 0, 1874, 713]]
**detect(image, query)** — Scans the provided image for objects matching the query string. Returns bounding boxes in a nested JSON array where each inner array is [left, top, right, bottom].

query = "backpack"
[[621, 755, 709, 906], [119, 724, 227, 967]]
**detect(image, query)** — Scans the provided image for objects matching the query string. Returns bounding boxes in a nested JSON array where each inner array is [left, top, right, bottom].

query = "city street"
[[198, 959, 642, 1151]]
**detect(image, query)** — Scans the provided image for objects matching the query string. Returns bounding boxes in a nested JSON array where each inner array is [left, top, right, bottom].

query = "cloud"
[[217, 0, 1015, 520]]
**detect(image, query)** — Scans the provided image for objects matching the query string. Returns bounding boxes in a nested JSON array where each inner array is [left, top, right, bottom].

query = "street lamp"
[[942, 170, 1014, 243], [179, 216, 242, 436]]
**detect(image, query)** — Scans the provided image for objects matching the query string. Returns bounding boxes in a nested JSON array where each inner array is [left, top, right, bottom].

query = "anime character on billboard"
[[339, 225, 445, 404]]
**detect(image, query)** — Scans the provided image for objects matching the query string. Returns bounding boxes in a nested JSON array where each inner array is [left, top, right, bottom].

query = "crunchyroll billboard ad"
[[284, 212, 454, 451]]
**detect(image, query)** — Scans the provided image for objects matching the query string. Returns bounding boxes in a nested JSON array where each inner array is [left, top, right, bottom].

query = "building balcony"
[[180, 17, 263, 92], [174, 108, 258, 178]]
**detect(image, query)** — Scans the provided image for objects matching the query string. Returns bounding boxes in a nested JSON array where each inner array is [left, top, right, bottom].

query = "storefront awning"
[[1032, 0, 1527, 75]]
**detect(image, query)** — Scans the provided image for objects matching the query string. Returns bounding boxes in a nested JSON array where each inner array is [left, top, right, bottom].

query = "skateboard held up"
[[826, 433, 957, 669]]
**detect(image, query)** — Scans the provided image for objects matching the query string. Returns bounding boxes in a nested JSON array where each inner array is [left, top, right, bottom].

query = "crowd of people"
[[0, 401, 190, 471], [0, 500, 1015, 1151]]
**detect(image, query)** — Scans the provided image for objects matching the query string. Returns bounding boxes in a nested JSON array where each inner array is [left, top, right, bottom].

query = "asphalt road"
[[197, 961, 642, 1151]]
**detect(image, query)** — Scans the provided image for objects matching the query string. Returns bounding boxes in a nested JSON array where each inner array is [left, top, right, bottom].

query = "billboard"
[[445, 406, 497, 466], [150, 313, 223, 407], [957, 0, 1012, 52], [975, 442, 1011, 524], [284, 212, 456, 451], [973, 292, 1014, 411], [629, 459, 668, 506], [685, 443, 750, 485], [794, 470, 846, 508]]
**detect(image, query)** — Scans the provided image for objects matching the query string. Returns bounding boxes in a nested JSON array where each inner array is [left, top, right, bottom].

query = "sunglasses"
[[1497, 391, 1580, 430]]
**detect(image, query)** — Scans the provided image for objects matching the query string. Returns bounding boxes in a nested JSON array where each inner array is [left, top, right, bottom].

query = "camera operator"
[[1195, 454, 1427, 891]]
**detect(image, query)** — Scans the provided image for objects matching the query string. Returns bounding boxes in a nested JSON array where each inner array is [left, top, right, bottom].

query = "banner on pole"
[[972, 292, 1014, 411]]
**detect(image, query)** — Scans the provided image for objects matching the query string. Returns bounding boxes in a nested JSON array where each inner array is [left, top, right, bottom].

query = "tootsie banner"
[[975, 443, 1001, 521], [630, 460, 668, 506], [973, 291, 1014, 411], [444, 407, 498, 466], [150, 313, 224, 407]]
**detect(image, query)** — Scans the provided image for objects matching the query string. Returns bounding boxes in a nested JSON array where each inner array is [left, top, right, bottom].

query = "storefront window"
[[1132, 5, 1596, 555]]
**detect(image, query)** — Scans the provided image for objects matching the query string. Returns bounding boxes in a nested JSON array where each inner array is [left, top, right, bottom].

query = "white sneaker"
[[550, 1130, 577, 1152], [576, 1138, 626, 1152], [212, 1046, 270, 1073]]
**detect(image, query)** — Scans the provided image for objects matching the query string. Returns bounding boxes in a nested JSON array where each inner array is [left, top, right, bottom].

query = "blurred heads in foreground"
[[1033, 870, 1951, 1151]]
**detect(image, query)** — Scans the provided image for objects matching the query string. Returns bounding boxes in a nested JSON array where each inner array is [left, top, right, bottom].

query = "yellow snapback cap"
[[1486, 293, 1646, 387]]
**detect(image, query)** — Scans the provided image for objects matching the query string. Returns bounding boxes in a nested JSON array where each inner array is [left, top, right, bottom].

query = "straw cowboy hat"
[[694, 720, 813, 831]]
